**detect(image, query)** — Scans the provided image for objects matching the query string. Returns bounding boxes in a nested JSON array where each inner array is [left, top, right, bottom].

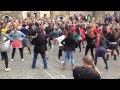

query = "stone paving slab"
[[0, 45, 120, 79]]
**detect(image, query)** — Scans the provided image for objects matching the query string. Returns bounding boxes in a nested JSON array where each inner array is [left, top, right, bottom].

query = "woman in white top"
[[53, 30, 70, 63]]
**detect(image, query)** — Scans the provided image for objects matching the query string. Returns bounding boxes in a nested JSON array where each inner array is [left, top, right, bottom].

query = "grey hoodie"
[[0, 32, 10, 52]]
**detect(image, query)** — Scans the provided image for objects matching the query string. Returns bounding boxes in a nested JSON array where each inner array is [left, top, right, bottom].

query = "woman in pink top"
[[80, 26, 85, 48], [71, 25, 76, 33]]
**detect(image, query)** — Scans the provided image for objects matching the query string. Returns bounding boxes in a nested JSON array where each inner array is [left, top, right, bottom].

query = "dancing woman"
[[85, 29, 96, 59], [9, 26, 26, 61], [0, 28, 11, 71], [95, 32, 109, 70], [61, 31, 78, 70]]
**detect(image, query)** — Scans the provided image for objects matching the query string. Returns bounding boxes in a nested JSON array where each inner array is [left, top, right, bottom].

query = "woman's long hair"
[[67, 31, 73, 39], [63, 29, 68, 37], [99, 31, 105, 40], [13, 25, 18, 37], [87, 29, 95, 38], [111, 29, 117, 39]]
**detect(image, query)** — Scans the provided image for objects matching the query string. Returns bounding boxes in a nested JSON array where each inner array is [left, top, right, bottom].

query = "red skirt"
[[12, 40, 23, 48]]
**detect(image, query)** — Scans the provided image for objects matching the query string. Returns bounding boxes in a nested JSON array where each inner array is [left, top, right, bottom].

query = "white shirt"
[[56, 35, 65, 46]]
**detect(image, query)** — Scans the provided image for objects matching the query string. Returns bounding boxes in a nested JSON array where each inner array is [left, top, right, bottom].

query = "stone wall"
[[0, 11, 119, 20], [39, 11, 50, 18], [50, 11, 69, 20], [0, 11, 22, 19], [69, 11, 93, 16]]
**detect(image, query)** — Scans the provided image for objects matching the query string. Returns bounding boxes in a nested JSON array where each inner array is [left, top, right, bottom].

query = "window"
[[114, 12, 117, 17], [27, 13, 31, 17], [34, 13, 37, 18], [44, 14, 47, 18], [60, 16, 63, 20]]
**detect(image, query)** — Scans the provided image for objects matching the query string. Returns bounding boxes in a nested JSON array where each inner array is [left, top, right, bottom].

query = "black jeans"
[[1, 53, 5, 60], [82, 40, 85, 48], [95, 55, 108, 68], [78, 40, 82, 51], [1, 52, 8, 68], [95, 47, 108, 68], [12, 48, 23, 59], [49, 38, 53, 48], [85, 44, 94, 59]]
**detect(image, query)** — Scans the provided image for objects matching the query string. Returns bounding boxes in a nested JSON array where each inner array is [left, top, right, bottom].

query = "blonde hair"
[[13, 24, 18, 37], [87, 30, 95, 38], [99, 31, 104, 38], [111, 30, 117, 39]]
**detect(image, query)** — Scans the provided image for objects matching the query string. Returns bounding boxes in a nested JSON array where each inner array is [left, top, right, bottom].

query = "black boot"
[[106, 55, 109, 60], [28, 48, 31, 55], [116, 49, 119, 55], [105, 66, 108, 70], [111, 50, 113, 56], [114, 55, 117, 60]]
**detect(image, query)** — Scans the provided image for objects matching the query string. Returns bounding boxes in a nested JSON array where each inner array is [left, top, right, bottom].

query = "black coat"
[[31, 35, 47, 54], [73, 66, 101, 79], [61, 37, 78, 51]]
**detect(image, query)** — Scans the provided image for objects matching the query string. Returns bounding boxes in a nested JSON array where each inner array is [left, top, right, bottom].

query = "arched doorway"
[[56, 16, 65, 21], [2, 15, 11, 23]]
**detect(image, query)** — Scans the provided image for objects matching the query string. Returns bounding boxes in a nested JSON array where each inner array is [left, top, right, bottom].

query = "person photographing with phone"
[[73, 55, 101, 79]]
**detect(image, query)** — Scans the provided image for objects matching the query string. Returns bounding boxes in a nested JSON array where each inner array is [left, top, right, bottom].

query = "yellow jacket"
[[2, 28, 8, 33]]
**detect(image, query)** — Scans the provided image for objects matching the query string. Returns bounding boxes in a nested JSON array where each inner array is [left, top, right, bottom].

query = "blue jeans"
[[32, 53, 47, 69], [64, 51, 74, 65]]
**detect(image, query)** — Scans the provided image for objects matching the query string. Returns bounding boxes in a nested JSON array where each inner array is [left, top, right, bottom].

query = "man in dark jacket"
[[20, 24, 31, 54], [31, 31, 48, 69], [73, 55, 101, 79], [20, 24, 31, 37]]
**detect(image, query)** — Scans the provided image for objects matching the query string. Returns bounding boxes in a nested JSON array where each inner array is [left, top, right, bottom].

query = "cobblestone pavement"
[[0, 45, 120, 79]]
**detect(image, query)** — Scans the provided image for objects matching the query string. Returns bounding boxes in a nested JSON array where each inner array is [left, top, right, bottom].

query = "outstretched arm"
[[21, 32, 26, 38], [2, 32, 10, 39]]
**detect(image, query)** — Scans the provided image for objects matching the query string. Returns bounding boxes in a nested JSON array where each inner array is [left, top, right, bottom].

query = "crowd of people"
[[0, 13, 120, 79]]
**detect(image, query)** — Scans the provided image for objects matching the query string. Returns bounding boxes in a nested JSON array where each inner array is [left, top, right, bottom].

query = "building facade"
[[0, 11, 119, 20]]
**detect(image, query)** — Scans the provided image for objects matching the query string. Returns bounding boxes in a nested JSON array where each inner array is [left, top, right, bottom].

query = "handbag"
[[5, 39, 10, 49]]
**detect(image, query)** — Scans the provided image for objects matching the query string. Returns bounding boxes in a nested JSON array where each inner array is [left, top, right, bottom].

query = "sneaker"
[[61, 61, 64, 63], [31, 66, 35, 69], [29, 52, 31, 55], [57, 59, 60, 62], [72, 65, 75, 70], [21, 59, 24, 61], [44, 67, 48, 69], [5, 68, 11, 72], [62, 64, 65, 70], [51, 49, 53, 51], [11, 59, 14, 62]]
